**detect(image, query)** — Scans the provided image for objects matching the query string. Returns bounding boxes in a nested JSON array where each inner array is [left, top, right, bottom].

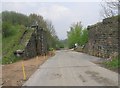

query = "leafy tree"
[[46, 20, 61, 49], [80, 28, 88, 45], [67, 22, 82, 48], [29, 14, 47, 29], [67, 22, 88, 48]]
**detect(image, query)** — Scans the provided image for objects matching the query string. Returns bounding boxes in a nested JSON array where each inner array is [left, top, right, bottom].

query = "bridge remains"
[[84, 16, 119, 58], [23, 26, 48, 59]]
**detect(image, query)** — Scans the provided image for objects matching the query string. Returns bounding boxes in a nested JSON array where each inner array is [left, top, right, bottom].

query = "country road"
[[23, 50, 118, 86]]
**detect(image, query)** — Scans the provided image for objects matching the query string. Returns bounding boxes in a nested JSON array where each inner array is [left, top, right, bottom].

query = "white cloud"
[[2, 2, 26, 13], [2, 3, 73, 21], [37, 4, 72, 21]]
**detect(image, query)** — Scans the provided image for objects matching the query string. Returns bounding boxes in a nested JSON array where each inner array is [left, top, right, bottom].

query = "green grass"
[[0, 34, 2, 57], [0, 20, 2, 58], [2, 25, 34, 64], [103, 57, 120, 69]]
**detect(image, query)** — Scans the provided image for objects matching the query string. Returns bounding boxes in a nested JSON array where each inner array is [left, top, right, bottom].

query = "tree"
[[2, 11, 60, 50], [46, 20, 56, 37], [100, 0, 120, 18], [80, 28, 88, 45], [2, 11, 29, 26], [29, 14, 47, 29], [46, 20, 61, 49], [67, 22, 88, 48]]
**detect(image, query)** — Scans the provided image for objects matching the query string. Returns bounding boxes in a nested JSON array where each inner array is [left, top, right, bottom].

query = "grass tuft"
[[103, 57, 120, 69]]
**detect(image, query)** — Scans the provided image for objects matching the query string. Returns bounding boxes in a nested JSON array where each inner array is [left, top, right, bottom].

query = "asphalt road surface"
[[23, 50, 118, 86]]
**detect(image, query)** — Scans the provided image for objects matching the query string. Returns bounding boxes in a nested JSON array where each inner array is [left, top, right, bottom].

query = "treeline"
[[67, 22, 88, 48], [2, 11, 29, 26], [2, 11, 28, 37], [2, 11, 61, 50]]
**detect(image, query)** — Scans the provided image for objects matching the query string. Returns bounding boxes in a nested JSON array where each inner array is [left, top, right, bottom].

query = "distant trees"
[[80, 29, 88, 45], [67, 22, 88, 48], [100, 0, 120, 18], [2, 11, 29, 26], [2, 11, 30, 38], [46, 20, 57, 48]]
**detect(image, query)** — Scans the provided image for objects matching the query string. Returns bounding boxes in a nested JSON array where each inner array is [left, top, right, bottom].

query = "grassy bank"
[[2, 25, 34, 64], [103, 57, 119, 72]]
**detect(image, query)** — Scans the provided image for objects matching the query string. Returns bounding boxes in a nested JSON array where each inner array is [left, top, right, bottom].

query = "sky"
[[2, 0, 104, 39]]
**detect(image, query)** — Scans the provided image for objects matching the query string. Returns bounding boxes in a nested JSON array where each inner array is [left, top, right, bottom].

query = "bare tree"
[[100, 0, 120, 18]]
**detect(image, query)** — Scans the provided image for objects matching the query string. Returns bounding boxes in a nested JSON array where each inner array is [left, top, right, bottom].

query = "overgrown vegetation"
[[0, 34, 1, 62], [2, 25, 34, 64], [67, 22, 88, 48], [103, 57, 120, 69], [2, 11, 61, 64]]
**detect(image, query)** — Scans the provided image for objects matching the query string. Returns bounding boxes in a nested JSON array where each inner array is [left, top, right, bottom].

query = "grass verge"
[[103, 57, 120, 72]]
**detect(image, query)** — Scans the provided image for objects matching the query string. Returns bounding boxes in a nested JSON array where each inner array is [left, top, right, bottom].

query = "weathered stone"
[[23, 27, 48, 59], [84, 16, 118, 58]]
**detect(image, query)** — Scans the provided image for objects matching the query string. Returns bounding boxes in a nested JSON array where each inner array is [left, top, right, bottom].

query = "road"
[[23, 50, 118, 86]]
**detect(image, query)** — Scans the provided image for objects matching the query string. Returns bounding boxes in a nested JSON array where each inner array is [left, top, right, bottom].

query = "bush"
[[49, 48, 54, 51]]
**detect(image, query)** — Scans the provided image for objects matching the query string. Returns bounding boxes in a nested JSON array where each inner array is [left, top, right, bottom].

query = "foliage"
[[103, 57, 120, 69], [2, 22, 13, 37], [28, 14, 60, 49], [2, 25, 33, 64], [2, 25, 25, 64], [59, 39, 67, 48], [2, 11, 60, 64], [80, 28, 88, 45], [49, 48, 54, 51], [67, 22, 88, 48], [46, 20, 62, 49], [2, 11, 29, 26]]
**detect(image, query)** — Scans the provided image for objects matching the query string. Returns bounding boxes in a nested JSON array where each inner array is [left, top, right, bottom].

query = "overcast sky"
[[2, 1, 103, 39]]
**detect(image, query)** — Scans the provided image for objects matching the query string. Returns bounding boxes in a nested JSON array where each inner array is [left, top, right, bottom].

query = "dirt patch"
[[2, 54, 53, 86]]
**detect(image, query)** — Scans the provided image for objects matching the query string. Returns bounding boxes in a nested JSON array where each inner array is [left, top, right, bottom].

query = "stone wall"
[[23, 30, 37, 58], [36, 27, 48, 55], [84, 16, 119, 58], [23, 28, 48, 59]]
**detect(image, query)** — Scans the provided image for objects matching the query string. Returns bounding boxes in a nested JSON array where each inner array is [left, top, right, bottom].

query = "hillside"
[[2, 11, 60, 64], [2, 25, 34, 64]]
